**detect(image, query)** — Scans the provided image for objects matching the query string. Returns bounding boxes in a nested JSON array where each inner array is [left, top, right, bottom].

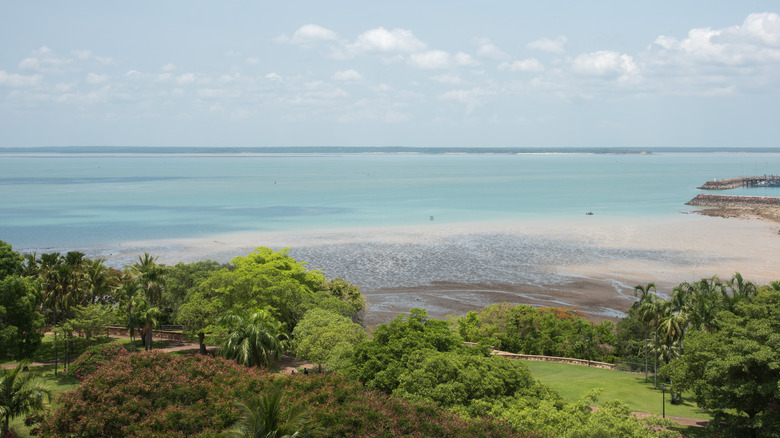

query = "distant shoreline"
[[3, 146, 780, 155]]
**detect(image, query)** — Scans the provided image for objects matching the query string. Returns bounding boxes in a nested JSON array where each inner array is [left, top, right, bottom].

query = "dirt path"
[[631, 411, 708, 428], [2, 334, 312, 373]]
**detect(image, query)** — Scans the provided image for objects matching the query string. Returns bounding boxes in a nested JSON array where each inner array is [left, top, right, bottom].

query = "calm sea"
[[2, 152, 779, 256]]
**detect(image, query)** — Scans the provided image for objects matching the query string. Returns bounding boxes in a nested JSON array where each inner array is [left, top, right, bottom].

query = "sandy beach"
[[97, 211, 780, 327]]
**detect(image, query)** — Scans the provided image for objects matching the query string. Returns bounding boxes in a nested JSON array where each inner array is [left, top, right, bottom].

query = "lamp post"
[[659, 384, 667, 418]]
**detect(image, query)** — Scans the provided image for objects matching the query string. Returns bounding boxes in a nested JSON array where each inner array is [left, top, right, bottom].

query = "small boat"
[[586, 212, 594, 216]]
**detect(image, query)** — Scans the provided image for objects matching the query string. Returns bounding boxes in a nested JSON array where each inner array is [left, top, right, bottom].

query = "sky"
[[1, 1, 779, 148]]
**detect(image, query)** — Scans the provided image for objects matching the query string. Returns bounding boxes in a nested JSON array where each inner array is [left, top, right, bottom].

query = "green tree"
[[218, 309, 288, 368], [178, 248, 361, 351], [133, 298, 162, 351], [130, 253, 166, 307], [394, 350, 548, 414], [291, 308, 366, 372], [665, 288, 780, 438], [0, 240, 23, 279], [0, 274, 44, 361], [631, 283, 656, 382], [224, 387, 309, 438], [349, 308, 462, 393], [0, 360, 51, 437], [116, 273, 144, 351], [67, 304, 112, 344]]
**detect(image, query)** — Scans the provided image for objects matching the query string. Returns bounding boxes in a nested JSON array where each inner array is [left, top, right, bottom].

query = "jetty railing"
[[699, 175, 780, 190]]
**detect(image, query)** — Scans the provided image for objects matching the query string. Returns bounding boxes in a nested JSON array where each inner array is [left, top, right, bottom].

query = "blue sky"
[[2, 1, 779, 148]]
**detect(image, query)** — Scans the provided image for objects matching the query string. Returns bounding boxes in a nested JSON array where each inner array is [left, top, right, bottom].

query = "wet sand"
[[102, 213, 780, 327]]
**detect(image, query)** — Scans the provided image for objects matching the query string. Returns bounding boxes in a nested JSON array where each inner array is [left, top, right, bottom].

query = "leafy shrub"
[[64, 342, 129, 379], [458, 303, 616, 361]]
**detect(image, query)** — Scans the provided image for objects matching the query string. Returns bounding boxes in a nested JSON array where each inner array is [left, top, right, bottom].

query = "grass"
[[6, 363, 81, 437], [521, 360, 711, 420]]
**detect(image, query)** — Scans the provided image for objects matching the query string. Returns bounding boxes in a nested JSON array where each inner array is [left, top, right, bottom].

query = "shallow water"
[[2, 152, 779, 319]]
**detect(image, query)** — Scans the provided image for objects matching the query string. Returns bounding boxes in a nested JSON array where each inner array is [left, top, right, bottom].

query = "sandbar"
[[100, 212, 780, 327]]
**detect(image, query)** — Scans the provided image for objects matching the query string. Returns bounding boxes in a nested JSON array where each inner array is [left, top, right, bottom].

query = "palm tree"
[[133, 298, 162, 351], [218, 310, 288, 368], [130, 253, 166, 307], [0, 360, 51, 437], [631, 283, 656, 382], [83, 259, 118, 306], [725, 272, 757, 312], [683, 277, 723, 333], [224, 387, 308, 438], [636, 293, 664, 388], [118, 273, 143, 351]]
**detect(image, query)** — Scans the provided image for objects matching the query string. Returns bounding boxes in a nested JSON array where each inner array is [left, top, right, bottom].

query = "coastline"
[[686, 194, 780, 225], [96, 213, 780, 327]]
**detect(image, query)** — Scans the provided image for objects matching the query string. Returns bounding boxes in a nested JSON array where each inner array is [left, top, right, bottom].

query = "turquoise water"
[[1, 152, 779, 254]]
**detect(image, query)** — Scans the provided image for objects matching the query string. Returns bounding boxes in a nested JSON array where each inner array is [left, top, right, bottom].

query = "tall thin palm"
[[631, 283, 656, 382], [118, 275, 144, 351], [0, 360, 51, 436], [218, 310, 287, 368], [224, 387, 308, 438], [636, 294, 664, 388]]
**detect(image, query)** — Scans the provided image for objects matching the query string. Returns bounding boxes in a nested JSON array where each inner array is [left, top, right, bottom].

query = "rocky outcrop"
[[686, 194, 780, 207]]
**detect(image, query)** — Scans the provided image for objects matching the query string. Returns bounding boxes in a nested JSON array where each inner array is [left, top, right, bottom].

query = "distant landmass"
[[2, 146, 780, 154]]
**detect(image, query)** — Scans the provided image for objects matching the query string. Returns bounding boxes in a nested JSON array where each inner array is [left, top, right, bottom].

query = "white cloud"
[[409, 50, 451, 69], [384, 110, 411, 123], [474, 37, 509, 60], [348, 27, 426, 54], [572, 51, 638, 78], [74, 50, 91, 60], [454, 52, 478, 66], [157, 73, 173, 82], [527, 36, 568, 53], [277, 24, 338, 47], [176, 73, 197, 85], [431, 74, 462, 85], [245, 57, 261, 65], [333, 69, 363, 81], [0, 70, 43, 87], [225, 50, 242, 57], [86, 73, 109, 84], [161, 63, 176, 72], [503, 58, 545, 73], [265, 72, 282, 81], [652, 12, 780, 65], [95, 56, 113, 65], [18, 58, 40, 70], [440, 87, 492, 113]]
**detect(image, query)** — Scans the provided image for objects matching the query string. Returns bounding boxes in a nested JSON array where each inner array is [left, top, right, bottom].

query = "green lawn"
[[521, 360, 711, 420]]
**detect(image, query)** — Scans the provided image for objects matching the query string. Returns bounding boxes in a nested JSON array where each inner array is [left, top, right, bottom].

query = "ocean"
[[2, 151, 779, 321]]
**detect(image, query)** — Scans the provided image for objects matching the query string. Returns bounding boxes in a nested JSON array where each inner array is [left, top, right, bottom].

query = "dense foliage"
[[457, 303, 616, 362], [664, 288, 780, 437], [41, 352, 517, 437], [177, 247, 363, 345], [291, 308, 367, 371], [0, 240, 44, 361], [347, 308, 677, 437], [348, 308, 463, 393], [64, 342, 129, 380]]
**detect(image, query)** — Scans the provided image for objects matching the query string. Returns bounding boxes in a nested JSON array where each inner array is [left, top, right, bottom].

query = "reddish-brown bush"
[[41, 352, 516, 437]]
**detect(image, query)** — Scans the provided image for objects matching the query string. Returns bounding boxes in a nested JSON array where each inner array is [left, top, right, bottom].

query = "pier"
[[698, 175, 780, 190]]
